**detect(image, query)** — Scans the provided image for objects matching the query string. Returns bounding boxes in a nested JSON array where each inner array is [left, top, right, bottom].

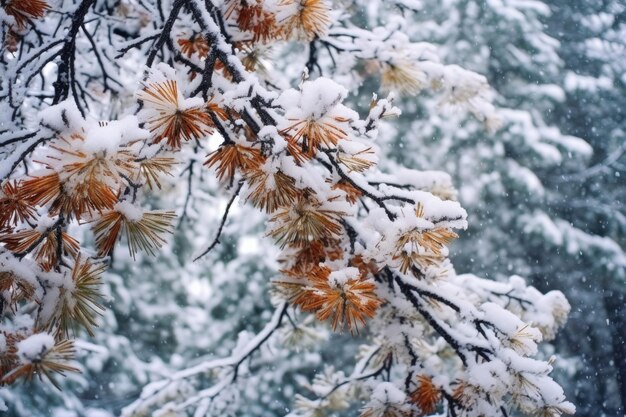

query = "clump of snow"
[[84, 123, 123, 155], [481, 302, 523, 336], [39, 101, 85, 131], [0, 250, 39, 289], [17, 333, 54, 363], [370, 382, 406, 404], [277, 77, 358, 122], [468, 360, 510, 395], [328, 267, 360, 287], [141, 63, 179, 86], [115, 201, 144, 222]]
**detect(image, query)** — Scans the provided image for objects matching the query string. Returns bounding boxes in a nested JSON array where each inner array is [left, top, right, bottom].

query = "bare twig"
[[193, 180, 244, 261]]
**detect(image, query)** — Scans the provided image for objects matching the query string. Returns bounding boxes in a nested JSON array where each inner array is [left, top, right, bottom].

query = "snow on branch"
[[121, 301, 288, 416]]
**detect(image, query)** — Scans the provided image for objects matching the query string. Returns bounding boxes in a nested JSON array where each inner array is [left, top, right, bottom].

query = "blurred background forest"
[[3, 0, 624, 416]]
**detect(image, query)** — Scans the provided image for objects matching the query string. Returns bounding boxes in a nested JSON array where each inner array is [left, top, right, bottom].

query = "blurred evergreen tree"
[[544, 0, 626, 413]]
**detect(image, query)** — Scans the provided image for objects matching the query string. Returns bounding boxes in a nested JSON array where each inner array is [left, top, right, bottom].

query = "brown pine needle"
[[139, 157, 177, 190], [246, 169, 299, 213], [381, 61, 427, 96], [92, 209, 175, 259], [1, 337, 78, 390], [393, 226, 458, 275], [20, 170, 119, 221], [279, 238, 343, 275], [267, 195, 344, 248], [234, 2, 278, 42], [280, 116, 349, 158], [0, 271, 35, 310], [92, 211, 124, 257], [50, 180, 118, 220], [330, 180, 363, 204], [278, 0, 331, 41], [205, 144, 264, 183], [137, 80, 212, 149], [56, 255, 106, 338]]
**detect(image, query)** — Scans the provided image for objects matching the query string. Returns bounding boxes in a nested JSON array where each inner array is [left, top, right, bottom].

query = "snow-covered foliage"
[[0, 0, 579, 416], [346, 0, 626, 413]]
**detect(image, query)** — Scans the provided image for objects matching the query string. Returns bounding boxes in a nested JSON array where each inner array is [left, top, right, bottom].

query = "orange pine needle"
[[410, 375, 441, 414], [92, 208, 175, 259], [393, 226, 457, 276], [49, 181, 118, 220], [245, 169, 299, 213], [0, 228, 79, 270], [285, 265, 381, 333], [267, 195, 344, 248], [330, 180, 362, 204], [0, 181, 36, 228], [20, 173, 61, 207], [20, 162, 120, 221], [280, 116, 349, 158], [207, 99, 230, 122], [279, 238, 343, 275], [205, 144, 264, 182], [92, 211, 124, 257], [3, 0, 49, 29], [177, 35, 210, 58], [137, 80, 213, 149], [236, 2, 278, 42]]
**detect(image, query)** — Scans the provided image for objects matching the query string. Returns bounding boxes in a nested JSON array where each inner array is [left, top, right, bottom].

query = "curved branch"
[[123, 302, 288, 415], [193, 180, 244, 261]]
